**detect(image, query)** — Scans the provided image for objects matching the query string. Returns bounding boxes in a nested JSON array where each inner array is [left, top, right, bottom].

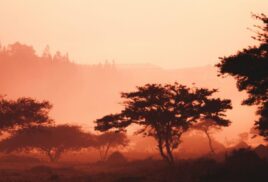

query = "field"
[[0, 148, 268, 182]]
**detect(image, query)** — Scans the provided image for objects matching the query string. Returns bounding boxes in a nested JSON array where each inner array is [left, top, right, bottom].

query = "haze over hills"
[[0, 42, 257, 142]]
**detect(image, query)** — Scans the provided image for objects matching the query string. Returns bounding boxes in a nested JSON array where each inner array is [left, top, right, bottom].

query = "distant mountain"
[[116, 63, 162, 69]]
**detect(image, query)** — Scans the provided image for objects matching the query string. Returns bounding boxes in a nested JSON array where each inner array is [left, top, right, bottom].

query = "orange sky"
[[0, 0, 267, 68]]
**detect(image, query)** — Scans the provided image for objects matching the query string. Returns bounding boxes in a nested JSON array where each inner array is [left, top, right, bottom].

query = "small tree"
[[216, 13, 268, 139], [193, 95, 232, 154], [0, 97, 52, 133], [192, 119, 222, 154], [95, 132, 129, 161], [95, 83, 232, 165], [0, 125, 94, 162]]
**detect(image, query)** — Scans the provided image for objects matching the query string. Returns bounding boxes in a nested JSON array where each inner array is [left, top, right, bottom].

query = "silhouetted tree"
[[0, 125, 94, 162], [96, 132, 129, 161], [95, 83, 231, 165], [0, 97, 52, 133], [42, 45, 52, 61], [193, 117, 229, 154], [216, 13, 268, 140], [178, 132, 226, 158], [7, 42, 36, 60]]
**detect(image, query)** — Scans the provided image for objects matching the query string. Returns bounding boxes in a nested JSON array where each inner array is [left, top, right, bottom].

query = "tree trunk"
[[157, 139, 172, 165], [54, 148, 63, 161], [103, 142, 111, 161], [98, 147, 104, 161], [205, 131, 215, 154], [165, 139, 174, 165], [47, 150, 56, 162], [46, 149, 62, 162]]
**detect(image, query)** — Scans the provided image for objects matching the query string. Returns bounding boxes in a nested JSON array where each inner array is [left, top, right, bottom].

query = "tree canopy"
[[0, 125, 95, 162], [0, 97, 52, 132], [95, 83, 232, 165], [216, 14, 268, 139]]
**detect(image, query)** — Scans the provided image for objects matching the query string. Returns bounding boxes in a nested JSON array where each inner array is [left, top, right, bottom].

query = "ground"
[[0, 148, 268, 182]]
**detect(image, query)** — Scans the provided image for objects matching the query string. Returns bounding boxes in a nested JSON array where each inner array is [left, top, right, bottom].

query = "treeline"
[[0, 43, 116, 69], [0, 98, 127, 162]]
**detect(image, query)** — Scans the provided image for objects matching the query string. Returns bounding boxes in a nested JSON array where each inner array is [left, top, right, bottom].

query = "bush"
[[225, 148, 263, 169], [106, 151, 127, 165]]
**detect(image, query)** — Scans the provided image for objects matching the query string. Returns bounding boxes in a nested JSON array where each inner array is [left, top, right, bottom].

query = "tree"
[[0, 125, 95, 162], [95, 83, 232, 165], [192, 119, 223, 154], [7, 42, 36, 60], [0, 97, 52, 133], [216, 13, 268, 139], [95, 131, 129, 161]]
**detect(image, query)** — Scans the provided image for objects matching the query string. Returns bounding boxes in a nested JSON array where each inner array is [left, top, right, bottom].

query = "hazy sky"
[[0, 0, 267, 68]]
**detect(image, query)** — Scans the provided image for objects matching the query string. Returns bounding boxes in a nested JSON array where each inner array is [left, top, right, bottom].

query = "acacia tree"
[[95, 132, 129, 161], [193, 96, 232, 154], [192, 119, 222, 154], [95, 83, 232, 165], [216, 14, 268, 139], [0, 125, 95, 162], [0, 97, 52, 133]]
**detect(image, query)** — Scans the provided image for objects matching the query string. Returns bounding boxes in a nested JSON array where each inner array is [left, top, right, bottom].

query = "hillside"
[[0, 42, 257, 141]]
